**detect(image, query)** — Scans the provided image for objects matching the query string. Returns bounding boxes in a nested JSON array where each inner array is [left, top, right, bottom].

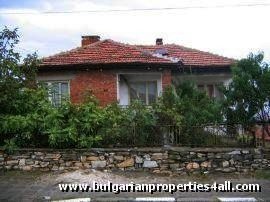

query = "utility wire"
[[1, 3, 270, 15]]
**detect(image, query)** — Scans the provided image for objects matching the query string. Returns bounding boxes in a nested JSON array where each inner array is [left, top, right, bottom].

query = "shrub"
[[0, 88, 53, 147], [99, 101, 158, 147], [3, 138, 18, 154], [46, 101, 104, 148]]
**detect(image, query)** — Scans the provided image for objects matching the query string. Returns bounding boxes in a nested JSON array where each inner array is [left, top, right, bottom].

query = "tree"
[[155, 82, 222, 146], [222, 52, 270, 146], [156, 82, 222, 126], [0, 27, 48, 148], [0, 27, 39, 115]]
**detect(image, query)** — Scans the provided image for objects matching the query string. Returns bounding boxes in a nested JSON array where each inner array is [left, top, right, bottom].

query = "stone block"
[[25, 159, 34, 165], [22, 165, 32, 171], [201, 161, 211, 168], [40, 162, 49, 168], [222, 167, 236, 173], [207, 153, 215, 159], [99, 155, 105, 161], [51, 165, 59, 171], [83, 162, 91, 168], [74, 162, 83, 167], [143, 154, 151, 161], [228, 150, 241, 155], [151, 153, 164, 160], [169, 163, 179, 170], [6, 160, 18, 165], [143, 160, 158, 168], [222, 160, 229, 168], [91, 160, 106, 169], [114, 156, 124, 161], [80, 156, 87, 162], [117, 158, 134, 168], [86, 156, 99, 161], [186, 162, 200, 170], [19, 159, 26, 166]]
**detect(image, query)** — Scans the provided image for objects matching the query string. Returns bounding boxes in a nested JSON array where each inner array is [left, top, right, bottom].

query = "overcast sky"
[[0, 0, 270, 62]]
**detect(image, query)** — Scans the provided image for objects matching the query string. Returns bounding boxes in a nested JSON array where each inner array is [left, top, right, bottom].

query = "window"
[[197, 83, 222, 99], [129, 81, 157, 105], [206, 84, 214, 97], [45, 81, 70, 107]]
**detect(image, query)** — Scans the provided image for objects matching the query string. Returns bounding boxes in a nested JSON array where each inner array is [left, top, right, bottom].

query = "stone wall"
[[0, 147, 269, 174]]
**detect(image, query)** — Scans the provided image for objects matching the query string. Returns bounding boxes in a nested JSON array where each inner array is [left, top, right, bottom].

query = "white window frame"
[[44, 80, 70, 106], [128, 80, 158, 105]]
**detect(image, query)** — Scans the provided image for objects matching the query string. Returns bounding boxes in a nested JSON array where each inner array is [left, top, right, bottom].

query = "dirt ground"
[[0, 169, 269, 201]]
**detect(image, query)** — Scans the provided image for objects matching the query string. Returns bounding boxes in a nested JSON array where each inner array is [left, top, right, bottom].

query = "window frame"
[[44, 80, 70, 106], [128, 80, 158, 105], [196, 83, 223, 99]]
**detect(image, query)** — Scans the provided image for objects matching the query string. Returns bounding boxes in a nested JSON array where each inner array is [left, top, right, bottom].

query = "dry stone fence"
[[0, 147, 270, 174]]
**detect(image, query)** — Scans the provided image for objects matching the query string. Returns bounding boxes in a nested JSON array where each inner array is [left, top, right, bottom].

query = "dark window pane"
[[207, 84, 214, 98], [130, 82, 146, 104], [45, 82, 70, 107], [197, 84, 204, 92], [148, 81, 157, 104], [61, 83, 69, 101], [129, 81, 157, 105], [137, 83, 146, 103], [52, 83, 60, 107]]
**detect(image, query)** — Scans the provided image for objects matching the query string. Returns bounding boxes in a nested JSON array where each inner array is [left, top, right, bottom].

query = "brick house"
[[38, 35, 234, 106]]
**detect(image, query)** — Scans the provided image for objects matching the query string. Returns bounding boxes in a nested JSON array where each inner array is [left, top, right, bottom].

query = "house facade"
[[38, 35, 234, 106]]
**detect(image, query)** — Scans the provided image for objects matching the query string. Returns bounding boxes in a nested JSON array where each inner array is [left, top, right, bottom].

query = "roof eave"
[[172, 64, 233, 74], [37, 62, 180, 72]]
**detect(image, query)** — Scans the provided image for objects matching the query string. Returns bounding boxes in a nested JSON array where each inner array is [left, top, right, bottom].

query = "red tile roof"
[[137, 44, 234, 66], [41, 40, 174, 66], [40, 39, 235, 67]]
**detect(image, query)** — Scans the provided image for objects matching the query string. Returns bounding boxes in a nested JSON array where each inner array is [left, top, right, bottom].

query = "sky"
[[0, 0, 270, 62]]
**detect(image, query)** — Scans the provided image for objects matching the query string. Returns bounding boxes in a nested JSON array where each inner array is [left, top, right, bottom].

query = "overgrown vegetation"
[[222, 52, 270, 146]]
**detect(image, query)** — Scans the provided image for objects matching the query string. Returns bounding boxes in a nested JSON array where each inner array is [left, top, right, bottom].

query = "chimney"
[[81, 35, 100, 47], [156, 38, 163, 45]]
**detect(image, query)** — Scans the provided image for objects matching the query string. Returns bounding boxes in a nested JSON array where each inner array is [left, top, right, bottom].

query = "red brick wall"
[[70, 70, 117, 106], [70, 68, 172, 106], [162, 69, 172, 90]]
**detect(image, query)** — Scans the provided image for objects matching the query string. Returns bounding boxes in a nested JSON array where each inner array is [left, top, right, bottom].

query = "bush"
[[0, 88, 104, 149], [0, 88, 53, 147], [45, 100, 104, 148], [0, 83, 224, 148], [99, 101, 158, 147]]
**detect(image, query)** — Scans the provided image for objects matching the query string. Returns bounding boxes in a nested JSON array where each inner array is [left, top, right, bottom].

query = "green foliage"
[[181, 128, 223, 146], [45, 101, 104, 148], [99, 101, 157, 147], [3, 138, 18, 154], [0, 27, 39, 115], [0, 88, 55, 147], [153, 82, 222, 146], [155, 82, 222, 126], [154, 85, 183, 126], [176, 82, 222, 126], [222, 52, 270, 129], [237, 134, 253, 146]]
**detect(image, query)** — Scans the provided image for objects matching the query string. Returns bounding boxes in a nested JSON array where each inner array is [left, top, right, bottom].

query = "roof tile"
[[40, 39, 235, 67]]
